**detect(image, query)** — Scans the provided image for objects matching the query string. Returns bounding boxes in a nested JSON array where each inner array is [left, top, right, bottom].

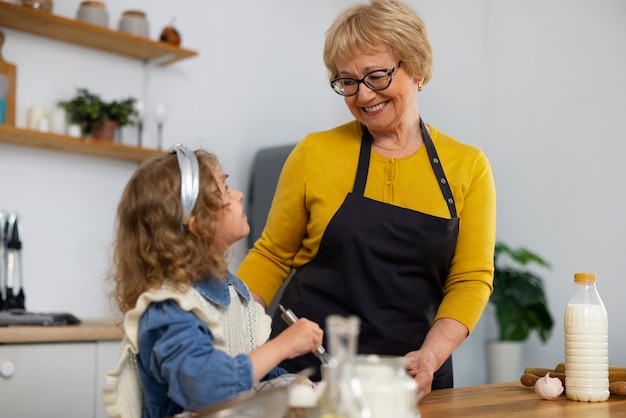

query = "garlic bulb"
[[534, 373, 564, 400]]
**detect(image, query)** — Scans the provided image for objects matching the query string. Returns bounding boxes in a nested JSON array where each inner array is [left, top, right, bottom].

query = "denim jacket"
[[136, 272, 286, 418]]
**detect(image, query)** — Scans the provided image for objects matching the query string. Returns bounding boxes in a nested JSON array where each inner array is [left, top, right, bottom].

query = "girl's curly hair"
[[108, 150, 227, 313]]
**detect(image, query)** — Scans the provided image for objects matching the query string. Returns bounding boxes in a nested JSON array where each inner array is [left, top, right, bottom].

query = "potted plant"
[[58, 88, 138, 141], [486, 241, 554, 383]]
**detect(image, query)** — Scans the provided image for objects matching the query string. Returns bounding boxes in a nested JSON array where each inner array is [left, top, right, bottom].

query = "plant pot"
[[486, 340, 523, 383], [91, 119, 118, 141]]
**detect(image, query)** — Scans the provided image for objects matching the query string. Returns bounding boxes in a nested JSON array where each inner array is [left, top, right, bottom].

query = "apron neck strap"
[[353, 126, 373, 196], [420, 119, 457, 218], [354, 119, 458, 218]]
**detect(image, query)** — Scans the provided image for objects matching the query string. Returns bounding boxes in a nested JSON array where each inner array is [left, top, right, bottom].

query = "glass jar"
[[20, 0, 52, 13], [352, 355, 418, 418], [77, 1, 108, 27]]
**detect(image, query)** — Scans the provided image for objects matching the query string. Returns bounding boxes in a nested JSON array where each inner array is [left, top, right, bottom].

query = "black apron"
[[271, 119, 459, 388]]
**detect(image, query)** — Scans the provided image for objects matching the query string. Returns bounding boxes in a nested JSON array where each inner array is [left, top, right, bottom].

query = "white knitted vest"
[[102, 282, 271, 418]]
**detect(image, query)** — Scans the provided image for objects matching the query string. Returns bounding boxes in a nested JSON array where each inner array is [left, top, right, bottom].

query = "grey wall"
[[0, 0, 624, 387]]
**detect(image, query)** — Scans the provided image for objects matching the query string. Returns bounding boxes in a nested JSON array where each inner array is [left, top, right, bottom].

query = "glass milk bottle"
[[564, 272, 609, 402]]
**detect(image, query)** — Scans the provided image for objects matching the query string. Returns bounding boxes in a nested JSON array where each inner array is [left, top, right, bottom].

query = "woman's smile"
[[363, 101, 388, 114]]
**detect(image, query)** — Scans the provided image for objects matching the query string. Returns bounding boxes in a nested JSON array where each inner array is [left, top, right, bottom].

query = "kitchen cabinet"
[[0, 320, 123, 418], [0, 2, 198, 162], [0, 341, 121, 418], [96, 340, 123, 418]]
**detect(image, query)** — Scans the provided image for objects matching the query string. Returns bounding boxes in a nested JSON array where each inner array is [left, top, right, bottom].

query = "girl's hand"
[[249, 318, 323, 381], [277, 318, 323, 359]]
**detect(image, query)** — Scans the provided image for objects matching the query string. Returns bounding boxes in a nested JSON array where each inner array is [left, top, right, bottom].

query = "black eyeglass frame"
[[330, 61, 402, 97]]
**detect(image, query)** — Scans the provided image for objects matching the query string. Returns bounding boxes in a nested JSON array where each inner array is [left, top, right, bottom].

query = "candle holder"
[[154, 102, 168, 150]]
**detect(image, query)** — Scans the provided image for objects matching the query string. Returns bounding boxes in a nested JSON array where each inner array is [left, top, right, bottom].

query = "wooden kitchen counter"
[[418, 381, 626, 417], [0, 318, 123, 343]]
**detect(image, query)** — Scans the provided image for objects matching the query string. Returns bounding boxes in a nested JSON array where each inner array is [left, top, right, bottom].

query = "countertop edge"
[[0, 318, 124, 344]]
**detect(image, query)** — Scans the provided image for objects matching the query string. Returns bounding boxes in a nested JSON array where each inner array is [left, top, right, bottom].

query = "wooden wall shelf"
[[0, 125, 165, 162], [0, 3, 197, 66]]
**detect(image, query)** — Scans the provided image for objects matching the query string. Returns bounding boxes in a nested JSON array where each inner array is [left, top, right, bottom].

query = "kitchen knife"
[[5, 213, 24, 311]]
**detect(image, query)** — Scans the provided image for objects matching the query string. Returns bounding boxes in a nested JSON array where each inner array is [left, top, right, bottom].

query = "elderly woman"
[[237, 0, 495, 399]]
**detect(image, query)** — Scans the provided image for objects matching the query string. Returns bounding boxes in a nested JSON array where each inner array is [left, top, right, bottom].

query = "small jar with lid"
[[119, 10, 149, 38], [77, 1, 108, 27]]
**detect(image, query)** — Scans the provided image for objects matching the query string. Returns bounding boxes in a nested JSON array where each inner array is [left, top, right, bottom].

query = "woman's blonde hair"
[[323, 0, 433, 84], [108, 150, 228, 313]]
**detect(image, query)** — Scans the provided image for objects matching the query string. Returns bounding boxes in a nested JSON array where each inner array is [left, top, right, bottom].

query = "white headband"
[[168, 144, 199, 224]]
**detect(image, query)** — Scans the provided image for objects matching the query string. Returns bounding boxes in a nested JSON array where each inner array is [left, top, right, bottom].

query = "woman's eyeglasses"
[[330, 61, 402, 97]]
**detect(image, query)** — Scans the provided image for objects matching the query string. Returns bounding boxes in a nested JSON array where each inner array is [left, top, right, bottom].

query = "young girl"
[[103, 145, 323, 418]]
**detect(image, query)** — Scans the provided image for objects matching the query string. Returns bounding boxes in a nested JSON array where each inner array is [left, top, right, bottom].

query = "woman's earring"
[[418, 83, 423, 92]]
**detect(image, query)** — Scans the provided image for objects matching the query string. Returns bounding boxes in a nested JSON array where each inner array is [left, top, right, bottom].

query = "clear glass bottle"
[[315, 315, 361, 418], [564, 272, 609, 402]]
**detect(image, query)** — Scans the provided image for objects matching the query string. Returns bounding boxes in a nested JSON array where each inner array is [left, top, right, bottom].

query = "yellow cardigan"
[[237, 120, 496, 333]]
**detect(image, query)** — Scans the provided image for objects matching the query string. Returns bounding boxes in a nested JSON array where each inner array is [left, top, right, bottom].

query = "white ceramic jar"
[[76, 1, 108, 27], [118, 10, 149, 38]]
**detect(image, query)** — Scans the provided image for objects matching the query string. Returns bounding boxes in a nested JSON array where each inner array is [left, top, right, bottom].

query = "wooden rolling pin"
[[521, 371, 565, 387], [525, 363, 626, 384], [520, 372, 626, 397], [555, 362, 626, 383]]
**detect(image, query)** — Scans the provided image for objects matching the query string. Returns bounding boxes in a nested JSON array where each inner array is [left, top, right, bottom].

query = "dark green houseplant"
[[58, 88, 138, 140], [490, 241, 554, 343]]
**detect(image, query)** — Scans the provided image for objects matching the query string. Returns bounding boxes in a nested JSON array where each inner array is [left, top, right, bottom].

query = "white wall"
[[0, 0, 624, 388]]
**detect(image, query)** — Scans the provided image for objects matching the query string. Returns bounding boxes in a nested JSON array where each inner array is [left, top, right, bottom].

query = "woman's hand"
[[404, 349, 438, 400], [404, 318, 469, 400]]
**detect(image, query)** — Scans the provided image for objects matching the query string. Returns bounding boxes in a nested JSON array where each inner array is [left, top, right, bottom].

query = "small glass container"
[[77, 1, 108, 28], [20, 0, 52, 13], [119, 10, 149, 38]]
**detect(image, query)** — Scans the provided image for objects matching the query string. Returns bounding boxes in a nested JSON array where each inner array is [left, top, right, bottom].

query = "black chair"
[[247, 144, 295, 248], [246, 144, 295, 315]]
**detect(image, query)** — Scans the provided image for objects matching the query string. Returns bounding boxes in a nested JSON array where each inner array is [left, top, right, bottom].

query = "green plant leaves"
[[58, 88, 138, 135], [491, 242, 554, 343]]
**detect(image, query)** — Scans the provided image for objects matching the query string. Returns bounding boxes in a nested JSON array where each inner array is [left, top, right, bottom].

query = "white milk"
[[564, 304, 609, 402]]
